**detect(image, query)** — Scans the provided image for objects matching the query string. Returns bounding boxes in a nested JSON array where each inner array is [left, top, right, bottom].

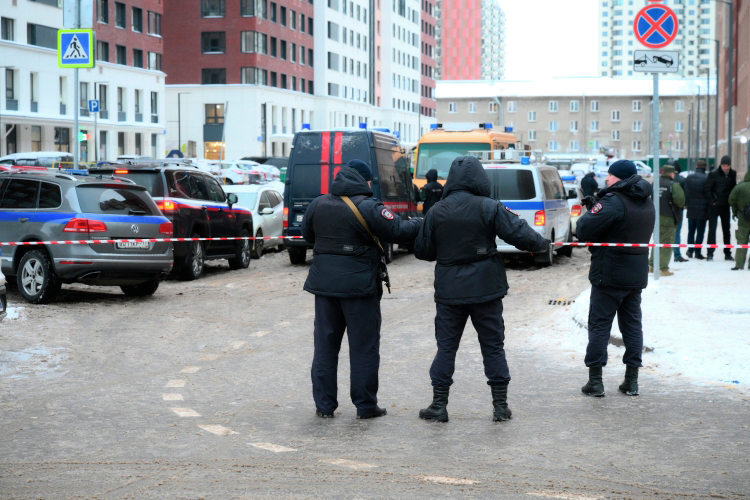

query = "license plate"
[[116, 241, 149, 249], [296, 214, 304, 222]]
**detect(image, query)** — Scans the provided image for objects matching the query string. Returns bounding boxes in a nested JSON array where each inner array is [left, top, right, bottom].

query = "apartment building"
[[420, 0, 437, 119], [434, 0, 506, 81], [162, 0, 436, 160], [436, 78, 714, 160], [0, 0, 166, 160], [598, 0, 716, 79], [716, 0, 747, 164]]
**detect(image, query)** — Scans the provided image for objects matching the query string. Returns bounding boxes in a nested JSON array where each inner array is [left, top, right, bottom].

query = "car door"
[[267, 190, 284, 244], [205, 176, 233, 252], [258, 190, 274, 239], [0, 178, 39, 273], [187, 173, 220, 254]]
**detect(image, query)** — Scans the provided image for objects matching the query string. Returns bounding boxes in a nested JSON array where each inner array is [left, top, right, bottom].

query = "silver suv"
[[0, 170, 173, 303]]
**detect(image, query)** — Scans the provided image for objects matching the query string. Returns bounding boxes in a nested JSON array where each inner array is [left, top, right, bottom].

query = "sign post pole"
[[73, 0, 80, 170], [652, 72, 660, 281]]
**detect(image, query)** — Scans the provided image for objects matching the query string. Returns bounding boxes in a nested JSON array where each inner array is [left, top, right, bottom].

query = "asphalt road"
[[1, 248, 748, 499]]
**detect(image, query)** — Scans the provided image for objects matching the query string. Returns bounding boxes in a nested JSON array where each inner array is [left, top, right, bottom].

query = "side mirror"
[[568, 189, 578, 199], [261, 207, 274, 215], [227, 193, 238, 206]]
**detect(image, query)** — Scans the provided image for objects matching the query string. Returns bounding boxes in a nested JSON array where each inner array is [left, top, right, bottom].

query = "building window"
[[448, 102, 456, 113], [97, 0, 109, 23], [54, 127, 70, 153], [5, 69, 15, 101], [241, 0, 268, 18], [548, 140, 558, 151], [507, 101, 517, 112], [528, 110, 536, 122], [148, 52, 161, 71], [327, 52, 339, 70], [202, 69, 226, 85], [632, 140, 641, 152], [116, 44, 126, 64], [241, 67, 268, 85], [280, 6, 287, 26], [117, 86, 125, 114], [150, 91, 158, 122], [632, 99, 642, 112], [549, 100, 558, 112], [97, 40, 109, 62], [591, 121, 599, 131], [31, 126, 42, 152], [488, 102, 498, 113], [290, 42, 296, 63], [308, 17, 314, 35], [132, 7, 142, 32], [569, 140, 579, 152], [147, 11, 161, 35], [27, 23, 57, 49], [79, 81, 89, 116], [675, 121, 684, 132], [528, 130, 537, 142], [135, 133, 142, 155], [632, 120, 642, 132], [290, 9, 296, 29], [1, 17, 14, 41], [202, 0, 226, 17], [270, 2, 277, 21], [280, 40, 287, 60], [300, 45, 306, 65], [468, 102, 477, 113], [328, 21, 339, 41], [151, 133, 158, 158], [202, 32, 226, 53], [591, 100, 599, 112], [270, 72, 277, 87], [612, 130, 620, 141], [280, 73, 287, 89], [611, 110, 620, 122], [117, 132, 125, 155], [549, 121, 558, 132], [115, 2, 126, 28], [205, 104, 225, 124], [570, 121, 578, 132], [241, 31, 267, 54], [570, 100, 579, 112], [132, 49, 143, 68], [328, 83, 339, 97], [675, 100, 684, 112]]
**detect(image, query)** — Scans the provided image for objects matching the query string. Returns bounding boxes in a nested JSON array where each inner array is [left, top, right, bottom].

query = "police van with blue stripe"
[[471, 150, 573, 266]]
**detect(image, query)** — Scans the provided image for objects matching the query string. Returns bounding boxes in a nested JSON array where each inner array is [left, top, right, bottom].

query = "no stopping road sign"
[[634, 2, 679, 49]]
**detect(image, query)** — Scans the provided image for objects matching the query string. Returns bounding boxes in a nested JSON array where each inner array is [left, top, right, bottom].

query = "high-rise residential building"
[[0, 0, 166, 160], [161, 0, 435, 160], [598, 0, 716, 79], [434, 0, 506, 81], [420, 0, 437, 119]]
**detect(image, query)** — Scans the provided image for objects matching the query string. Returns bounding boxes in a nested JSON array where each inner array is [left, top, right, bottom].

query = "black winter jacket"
[[414, 156, 548, 305], [581, 172, 599, 198], [421, 169, 444, 215], [685, 168, 709, 220], [576, 175, 655, 290], [302, 167, 421, 298], [705, 167, 737, 208]]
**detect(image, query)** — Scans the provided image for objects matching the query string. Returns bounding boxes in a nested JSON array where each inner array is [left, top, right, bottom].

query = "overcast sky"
[[496, 0, 599, 80]]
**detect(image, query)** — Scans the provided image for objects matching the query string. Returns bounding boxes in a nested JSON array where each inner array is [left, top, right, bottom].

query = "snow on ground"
[[4, 305, 24, 321], [535, 258, 749, 387]]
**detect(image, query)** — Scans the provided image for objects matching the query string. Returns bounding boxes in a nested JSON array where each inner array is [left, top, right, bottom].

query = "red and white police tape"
[[0, 237, 747, 249]]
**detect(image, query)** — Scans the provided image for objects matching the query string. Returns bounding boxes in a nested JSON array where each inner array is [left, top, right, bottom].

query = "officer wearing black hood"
[[414, 156, 549, 423], [421, 168, 443, 214], [302, 160, 421, 420], [576, 160, 655, 397]]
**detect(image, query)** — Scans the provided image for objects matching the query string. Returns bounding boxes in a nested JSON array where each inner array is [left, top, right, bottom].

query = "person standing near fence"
[[649, 165, 685, 277], [728, 169, 750, 270], [671, 161, 689, 263], [685, 160, 710, 259], [705, 156, 737, 261]]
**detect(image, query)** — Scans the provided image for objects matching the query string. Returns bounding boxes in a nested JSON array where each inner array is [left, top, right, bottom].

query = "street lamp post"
[[177, 92, 191, 156], [701, 37, 720, 169]]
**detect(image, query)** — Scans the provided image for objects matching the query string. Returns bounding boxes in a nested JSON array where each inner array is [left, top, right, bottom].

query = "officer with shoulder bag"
[[301, 159, 421, 419]]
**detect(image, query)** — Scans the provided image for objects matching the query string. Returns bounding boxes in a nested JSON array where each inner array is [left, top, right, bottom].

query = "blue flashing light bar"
[[484, 123, 493, 129], [561, 175, 576, 181], [371, 127, 391, 133], [430, 123, 439, 130], [520, 157, 530, 165], [359, 123, 367, 129], [504, 126, 513, 132], [301, 123, 311, 130], [64, 169, 89, 175]]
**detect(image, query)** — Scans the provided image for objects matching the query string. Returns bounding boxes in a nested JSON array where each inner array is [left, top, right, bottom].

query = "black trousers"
[[311, 294, 381, 413], [585, 286, 643, 368], [707, 205, 732, 257], [429, 297, 510, 387]]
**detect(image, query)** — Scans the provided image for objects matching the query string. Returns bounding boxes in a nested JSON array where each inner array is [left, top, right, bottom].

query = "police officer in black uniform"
[[421, 168, 443, 214], [576, 160, 655, 397], [302, 160, 421, 419], [414, 156, 549, 423]]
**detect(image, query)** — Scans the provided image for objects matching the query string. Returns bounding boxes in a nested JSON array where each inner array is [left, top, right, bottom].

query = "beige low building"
[[436, 77, 715, 164]]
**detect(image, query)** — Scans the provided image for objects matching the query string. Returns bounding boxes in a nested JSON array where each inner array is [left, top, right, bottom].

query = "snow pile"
[[554, 261, 749, 385], [3, 305, 24, 321]]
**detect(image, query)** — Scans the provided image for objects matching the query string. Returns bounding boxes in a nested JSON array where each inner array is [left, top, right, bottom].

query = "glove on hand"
[[582, 195, 597, 211]]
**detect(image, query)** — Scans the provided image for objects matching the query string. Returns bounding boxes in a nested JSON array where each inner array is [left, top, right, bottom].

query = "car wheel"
[[384, 243, 394, 264], [180, 233, 205, 281], [229, 228, 252, 269], [288, 246, 306, 265], [17, 250, 62, 304], [120, 280, 160, 297], [224, 179, 234, 185], [556, 225, 574, 257], [534, 233, 555, 267], [252, 229, 264, 259]]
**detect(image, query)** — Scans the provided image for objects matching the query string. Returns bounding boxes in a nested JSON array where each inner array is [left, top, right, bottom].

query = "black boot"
[[686, 249, 693, 258], [490, 383, 512, 422], [357, 406, 387, 419], [618, 365, 639, 396], [581, 367, 605, 397], [419, 386, 450, 422]]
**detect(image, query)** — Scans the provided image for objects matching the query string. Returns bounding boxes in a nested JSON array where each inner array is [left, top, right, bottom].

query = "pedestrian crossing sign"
[[58, 29, 95, 68]]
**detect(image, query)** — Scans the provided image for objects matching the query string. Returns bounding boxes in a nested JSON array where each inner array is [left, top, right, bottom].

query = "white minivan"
[[477, 152, 573, 266]]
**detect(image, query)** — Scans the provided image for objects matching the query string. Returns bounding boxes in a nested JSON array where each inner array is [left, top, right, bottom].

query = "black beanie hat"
[[346, 159, 372, 181], [720, 155, 731, 166], [608, 159, 637, 180]]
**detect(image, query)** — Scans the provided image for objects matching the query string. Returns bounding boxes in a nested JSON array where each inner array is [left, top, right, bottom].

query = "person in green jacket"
[[728, 170, 750, 270], [650, 165, 686, 276]]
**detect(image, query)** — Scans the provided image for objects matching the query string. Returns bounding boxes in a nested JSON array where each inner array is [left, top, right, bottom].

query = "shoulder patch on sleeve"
[[504, 206, 520, 217], [591, 202, 603, 214], [605, 192, 615, 197], [381, 208, 394, 220]]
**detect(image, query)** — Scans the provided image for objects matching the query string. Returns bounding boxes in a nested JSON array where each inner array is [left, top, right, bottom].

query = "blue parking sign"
[[58, 29, 95, 68], [88, 100, 100, 113]]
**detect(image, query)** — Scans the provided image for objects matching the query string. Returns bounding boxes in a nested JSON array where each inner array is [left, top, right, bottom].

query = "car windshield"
[[416, 142, 491, 179], [76, 186, 158, 215], [233, 192, 258, 209]]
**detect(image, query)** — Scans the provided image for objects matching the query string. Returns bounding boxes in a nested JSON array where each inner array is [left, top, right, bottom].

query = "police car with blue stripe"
[[0, 169, 174, 303], [470, 150, 573, 266]]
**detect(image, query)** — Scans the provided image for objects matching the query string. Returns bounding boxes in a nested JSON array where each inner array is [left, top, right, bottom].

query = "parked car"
[[242, 156, 289, 170], [0, 152, 75, 169], [116, 155, 155, 162], [222, 185, 284, 258], [478, 153, 573, 266], [89, 163, 254, 280], [0, 253, 6, 321], [0, 170, 174, 303], [564, 182, 588, 237], [283, 128, 418, 265], [633, 161, 654, 182]]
